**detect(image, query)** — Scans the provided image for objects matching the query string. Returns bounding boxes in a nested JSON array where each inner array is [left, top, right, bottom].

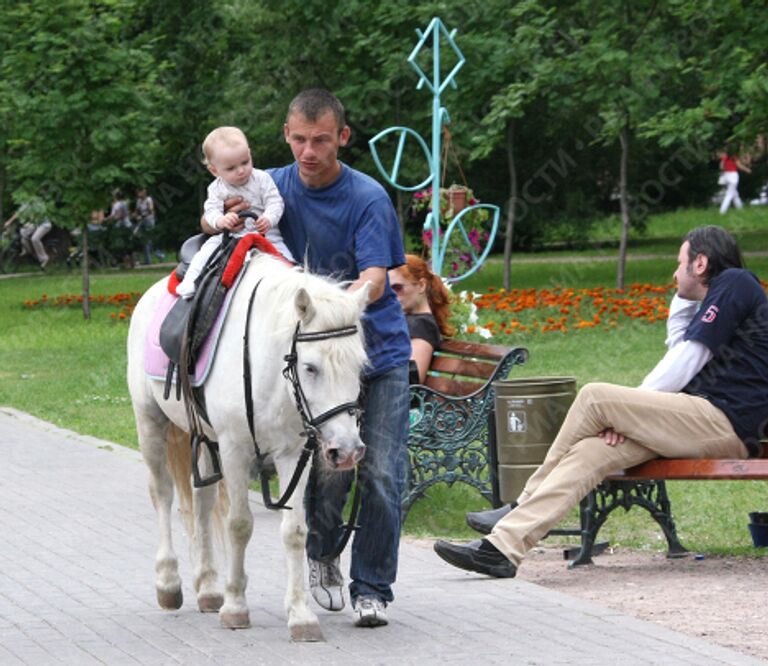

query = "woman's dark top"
[[406, 313, 441, 349], [406, 313, 441, 384]]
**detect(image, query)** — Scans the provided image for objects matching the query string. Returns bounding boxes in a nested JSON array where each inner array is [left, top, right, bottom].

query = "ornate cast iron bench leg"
[[571, 479, 688, 567], [568, 492, 602, 567], [628, 479, 688, 558]]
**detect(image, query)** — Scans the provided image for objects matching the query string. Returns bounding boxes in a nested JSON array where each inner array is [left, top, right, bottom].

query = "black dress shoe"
[[465, 502, 517, 535], [433, 538, 517, 578]]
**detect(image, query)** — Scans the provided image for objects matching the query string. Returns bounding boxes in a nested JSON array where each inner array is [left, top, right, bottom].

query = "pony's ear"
[[352, 281, 370, 314], [295, 288, 316, 323]]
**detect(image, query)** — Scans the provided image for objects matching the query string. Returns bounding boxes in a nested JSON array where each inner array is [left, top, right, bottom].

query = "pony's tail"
[[165, 423, 229, 546], [166, 423, 195, 536]]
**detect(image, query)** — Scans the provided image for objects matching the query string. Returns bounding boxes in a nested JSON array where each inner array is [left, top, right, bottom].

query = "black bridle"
[[281, 322, 362, 443], [243, 279, 364, 559]]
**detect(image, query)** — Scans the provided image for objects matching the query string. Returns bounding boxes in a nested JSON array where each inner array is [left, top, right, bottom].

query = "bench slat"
[[424, 375, 486, 396], [429, 355, 497, 380], [609, 457, 768, 481], [438, 339, 512, 361]]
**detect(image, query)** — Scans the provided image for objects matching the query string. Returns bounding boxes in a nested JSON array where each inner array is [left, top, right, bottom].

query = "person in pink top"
[[718, 146, 751, 214]]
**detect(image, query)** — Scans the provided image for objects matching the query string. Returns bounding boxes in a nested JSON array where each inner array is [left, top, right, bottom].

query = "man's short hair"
[[684, 225, 744, 284], [286, 89, 346, 132]]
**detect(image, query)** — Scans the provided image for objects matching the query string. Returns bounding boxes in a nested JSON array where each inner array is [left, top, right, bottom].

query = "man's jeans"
[[306, 363, 410, 603]]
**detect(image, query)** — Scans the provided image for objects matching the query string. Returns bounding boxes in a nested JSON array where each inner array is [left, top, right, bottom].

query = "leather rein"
[[243, 276, 363, 559]]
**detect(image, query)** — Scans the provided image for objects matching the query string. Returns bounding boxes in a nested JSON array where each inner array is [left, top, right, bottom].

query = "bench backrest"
[[423, 339, 522, 396]]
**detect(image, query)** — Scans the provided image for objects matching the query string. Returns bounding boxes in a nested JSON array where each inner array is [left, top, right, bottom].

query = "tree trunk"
[[503, 119, 517, 291], [616, 124, 630, 290], [0, 165, 4, 225], [81, 223, 91, 320]]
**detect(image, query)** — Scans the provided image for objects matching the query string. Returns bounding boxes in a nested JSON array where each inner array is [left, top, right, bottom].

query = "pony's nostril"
[[326, 448, 340, 465]]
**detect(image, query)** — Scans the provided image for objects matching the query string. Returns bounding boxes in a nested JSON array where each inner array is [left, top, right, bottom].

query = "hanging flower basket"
[[409, 185, 491, 277]]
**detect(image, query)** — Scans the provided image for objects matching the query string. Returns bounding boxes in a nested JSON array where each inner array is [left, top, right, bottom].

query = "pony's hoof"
[[290, 622, 325, 642], [157, 588, 183, 610], [198, 593, 224, 613], [220, 611, 250, 629]]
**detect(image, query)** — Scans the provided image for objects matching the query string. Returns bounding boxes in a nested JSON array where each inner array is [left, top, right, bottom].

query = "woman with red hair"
[[388, 254, 455, 383]]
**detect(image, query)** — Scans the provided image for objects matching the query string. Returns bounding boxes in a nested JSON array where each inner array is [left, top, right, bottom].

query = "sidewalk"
[[0, 407, 763, 666]]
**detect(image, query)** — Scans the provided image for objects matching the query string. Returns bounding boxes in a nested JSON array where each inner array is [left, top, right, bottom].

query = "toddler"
[[176, 126, 292, 299]]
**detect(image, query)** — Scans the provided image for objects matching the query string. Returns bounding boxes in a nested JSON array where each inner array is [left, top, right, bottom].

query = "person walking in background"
[[105, 189, 132, 228], [134, 188, 160, 265], [718, 146, 751, 214], [104, 189, 135, 267], [389, 254, 455, 384], [3, 196, 53, 269]]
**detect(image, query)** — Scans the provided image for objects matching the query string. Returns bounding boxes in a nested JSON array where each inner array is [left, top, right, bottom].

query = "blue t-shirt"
[[268, 162, 411, 377], [683, 268, 768, 456]]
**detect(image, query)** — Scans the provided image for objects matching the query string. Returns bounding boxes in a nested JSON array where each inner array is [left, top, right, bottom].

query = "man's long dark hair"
[[684, 225, 744, 284]]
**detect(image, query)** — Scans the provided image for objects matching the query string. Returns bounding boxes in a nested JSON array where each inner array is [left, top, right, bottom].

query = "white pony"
[[127, 252, 369, 641]]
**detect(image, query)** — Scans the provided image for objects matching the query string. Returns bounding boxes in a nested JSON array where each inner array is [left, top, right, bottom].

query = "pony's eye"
[[303, 363, 318, 377]]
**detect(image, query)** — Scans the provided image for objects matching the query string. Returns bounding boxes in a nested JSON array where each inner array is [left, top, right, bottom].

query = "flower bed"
[[455, 283, 676, 340], [23, 291, 141, 320]]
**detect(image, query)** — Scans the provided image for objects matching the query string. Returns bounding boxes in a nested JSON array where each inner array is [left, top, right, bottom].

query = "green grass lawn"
[[1, 207, 767, 555], [0, 269, 165, 446]]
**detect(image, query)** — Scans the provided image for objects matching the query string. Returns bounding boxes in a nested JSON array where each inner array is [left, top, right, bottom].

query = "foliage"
[[3, 0, 764, 259], [639, 2, 768, 149], [1, 0, 163, 226], [128, 0, 237, 244]]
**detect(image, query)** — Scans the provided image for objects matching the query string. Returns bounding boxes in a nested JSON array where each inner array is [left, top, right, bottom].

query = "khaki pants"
[[486, 382, 747, 566]]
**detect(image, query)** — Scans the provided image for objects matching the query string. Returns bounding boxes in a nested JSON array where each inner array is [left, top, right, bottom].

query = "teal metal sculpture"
[[369, 16, 500, 282]]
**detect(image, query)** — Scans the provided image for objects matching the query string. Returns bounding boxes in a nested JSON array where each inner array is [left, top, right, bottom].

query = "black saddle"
[[173, 233, 208, 282], [159, 232, 238, 400]]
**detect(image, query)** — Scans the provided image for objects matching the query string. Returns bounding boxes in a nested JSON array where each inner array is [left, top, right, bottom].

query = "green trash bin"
[[493, 377, 577, 504]]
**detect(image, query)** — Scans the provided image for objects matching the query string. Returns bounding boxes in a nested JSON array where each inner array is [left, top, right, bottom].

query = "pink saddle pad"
[[144, 284, 237, 387]]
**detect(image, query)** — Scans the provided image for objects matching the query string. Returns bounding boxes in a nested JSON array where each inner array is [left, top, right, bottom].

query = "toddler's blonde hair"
[[202, 126, 249, 165]]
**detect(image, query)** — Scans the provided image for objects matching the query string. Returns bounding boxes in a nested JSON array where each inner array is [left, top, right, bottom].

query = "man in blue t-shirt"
[[204, 90, 410, 627], [435, 226, 768, 579]]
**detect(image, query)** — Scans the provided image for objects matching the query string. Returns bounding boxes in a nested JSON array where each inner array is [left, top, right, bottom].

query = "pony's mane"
[[247, 254, 369, 374]]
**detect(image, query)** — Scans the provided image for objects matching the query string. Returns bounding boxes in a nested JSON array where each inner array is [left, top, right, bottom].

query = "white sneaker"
[[353, 595, 388, 627], [307, 556, 345, 611]]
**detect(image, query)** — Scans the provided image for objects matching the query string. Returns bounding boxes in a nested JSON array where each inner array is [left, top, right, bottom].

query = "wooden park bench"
[[568, 441, 768, 566], [402, 339, 529, 517]]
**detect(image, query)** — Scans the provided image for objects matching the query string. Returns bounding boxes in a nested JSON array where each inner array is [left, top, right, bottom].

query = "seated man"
[[435, 225, 768, 577]]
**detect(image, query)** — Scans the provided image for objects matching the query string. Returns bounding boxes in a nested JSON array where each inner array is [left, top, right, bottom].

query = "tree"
[[552, 1, 685, 288], [464, 0, 560, 289], [129, 0, 237, 245], [1, 0, 163, 317], [639, 3, 768, 167]]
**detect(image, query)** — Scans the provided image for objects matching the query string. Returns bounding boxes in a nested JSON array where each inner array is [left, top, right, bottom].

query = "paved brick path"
[[0, 407, 763, 665]]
